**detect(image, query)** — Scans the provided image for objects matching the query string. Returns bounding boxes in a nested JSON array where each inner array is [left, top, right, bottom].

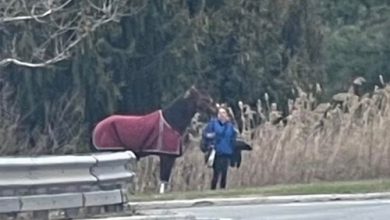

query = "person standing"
[[203, 106, 237, 190]]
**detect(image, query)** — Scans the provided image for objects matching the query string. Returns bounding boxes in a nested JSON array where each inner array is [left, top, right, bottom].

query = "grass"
[[131, 178, 390, 201]]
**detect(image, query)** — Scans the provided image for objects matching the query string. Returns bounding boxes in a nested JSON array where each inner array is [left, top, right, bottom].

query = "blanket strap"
[[157, 110, 164, 150]]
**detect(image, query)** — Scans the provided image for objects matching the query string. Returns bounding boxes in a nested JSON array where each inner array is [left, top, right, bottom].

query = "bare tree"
[[0, 0, 146, 68]]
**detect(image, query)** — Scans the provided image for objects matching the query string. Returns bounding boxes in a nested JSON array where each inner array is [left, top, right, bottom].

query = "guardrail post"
[[90, 151, 136, 214], [33, 210, 49, 220]]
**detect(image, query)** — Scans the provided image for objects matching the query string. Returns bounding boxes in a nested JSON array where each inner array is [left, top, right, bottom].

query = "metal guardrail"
[[0, 151, 136, 220]]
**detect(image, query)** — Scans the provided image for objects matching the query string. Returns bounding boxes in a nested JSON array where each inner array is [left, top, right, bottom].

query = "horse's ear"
[[184, 86, 196, 98], [184, 85, 198, 98], [190, 85, 200, 94], [184, 89, 191, 98]]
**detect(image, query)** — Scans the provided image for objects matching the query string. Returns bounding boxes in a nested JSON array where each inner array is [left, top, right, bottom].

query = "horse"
[[92, 86, 215, 193]]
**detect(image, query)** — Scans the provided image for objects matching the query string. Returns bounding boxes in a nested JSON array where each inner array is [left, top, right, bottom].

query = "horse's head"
[[185, 85, 216, 114]]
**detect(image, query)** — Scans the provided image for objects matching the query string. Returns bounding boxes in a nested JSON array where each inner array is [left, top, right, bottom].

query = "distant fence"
[[0, 151, 136, 220]]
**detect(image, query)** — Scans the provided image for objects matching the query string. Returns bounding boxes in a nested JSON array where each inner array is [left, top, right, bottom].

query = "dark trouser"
[[211, 154, 230, 190]]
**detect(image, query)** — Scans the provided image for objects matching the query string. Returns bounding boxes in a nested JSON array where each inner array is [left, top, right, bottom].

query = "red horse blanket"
[[92, 110, 182, 156]]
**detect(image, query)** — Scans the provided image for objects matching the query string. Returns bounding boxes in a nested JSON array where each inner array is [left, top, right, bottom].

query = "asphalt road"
[[142, 199, 390, 220]]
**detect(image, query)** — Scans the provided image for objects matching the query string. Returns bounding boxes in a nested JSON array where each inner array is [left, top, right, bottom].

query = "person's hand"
[[206, 132, 215, 138]]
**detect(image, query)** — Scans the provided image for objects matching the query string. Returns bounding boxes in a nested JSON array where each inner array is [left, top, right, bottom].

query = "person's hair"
[[217, 104, 233, 121]]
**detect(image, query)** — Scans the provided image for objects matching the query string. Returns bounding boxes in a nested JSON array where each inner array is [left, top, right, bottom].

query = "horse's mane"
[[162, 92, 197, 134], [163, 93, 185, 110]]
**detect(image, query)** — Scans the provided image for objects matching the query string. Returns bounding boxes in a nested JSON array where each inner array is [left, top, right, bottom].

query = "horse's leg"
[[159, 154, 176, 194]]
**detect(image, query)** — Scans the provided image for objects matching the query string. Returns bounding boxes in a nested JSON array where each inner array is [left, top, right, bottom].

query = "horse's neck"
[[162, 98, 196, 134]]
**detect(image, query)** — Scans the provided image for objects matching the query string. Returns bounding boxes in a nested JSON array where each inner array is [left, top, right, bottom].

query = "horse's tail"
[[90, 116, 128, 151], [91, 122, 100, 151], [91, 119, 109, 151]]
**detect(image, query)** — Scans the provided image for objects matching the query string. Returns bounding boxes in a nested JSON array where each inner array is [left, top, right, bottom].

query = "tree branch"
[[0, 0, 72, 23], [0, 0, 147, 68]]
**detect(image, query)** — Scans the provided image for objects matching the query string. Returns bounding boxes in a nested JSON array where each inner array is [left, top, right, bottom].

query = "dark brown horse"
[[92, 86, 215, 193]]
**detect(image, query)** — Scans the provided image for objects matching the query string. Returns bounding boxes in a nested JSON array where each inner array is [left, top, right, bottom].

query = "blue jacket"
[[203, 118, 236, 156]]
